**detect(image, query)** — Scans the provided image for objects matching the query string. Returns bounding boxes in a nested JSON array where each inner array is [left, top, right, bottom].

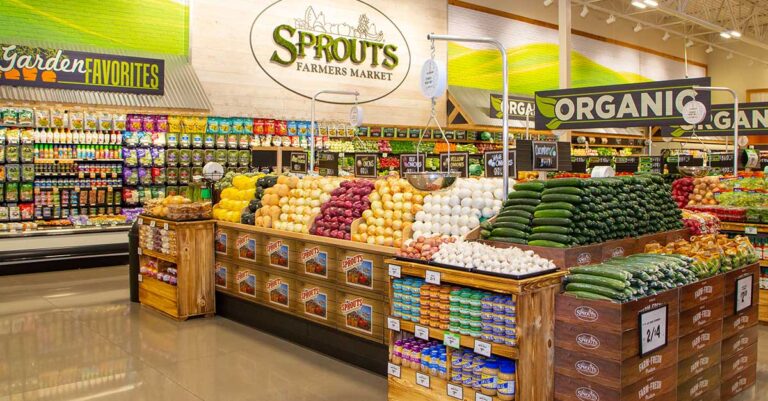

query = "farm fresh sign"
[[250, 0, 411, 103], [661, 102, 768, 137], [0, 44, 164, 95], [534, 78, 711, 130]]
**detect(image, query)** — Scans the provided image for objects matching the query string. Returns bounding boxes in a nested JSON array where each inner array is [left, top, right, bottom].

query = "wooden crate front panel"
[[600, 237, 639, 260], [723, 264, 759, 319], [214, 227, 233, 258], [721, 343, 757, 381], [554, 341, 677, 390], [554, 365, 677, 401], [665, 228, 691, 243], [262, 236, 295, 272], [234, 265, 263, 301], [679, 275, 725, 312], [263, 272, 295, 311], [722, 306, 758, 340], [295, 278, 337, 327], [177, 223, 216, 316], [677, 342, 721, 385], [335, 289, 385, 342], [214, 261, 235, 291], [139, 276, 178, 302], [678, 297, 723, 337], [677, 364, 721, 401], [295, 241, 337, 281], [759, 289, 768, 323], [336, 250, 386, 293], [233, 232, 262, 265], [721, 325, 758, 359], [720, 363, 756, 400], [678, 320, 723, 361]]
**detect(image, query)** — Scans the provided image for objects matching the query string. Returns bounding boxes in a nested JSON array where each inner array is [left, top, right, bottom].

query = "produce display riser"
[[481, 228, 690, 270], [137, 216, 215, 320], [214, 221, 396, 344], [717, 223, 768, 323], [553, 263, 759, 401], [386, 259, 566, 401]]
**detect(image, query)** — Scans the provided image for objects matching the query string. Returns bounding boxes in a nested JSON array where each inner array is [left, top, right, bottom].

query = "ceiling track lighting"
[[631, 1, 647, 9], [662, 32, 670, 41], [730, 30, 742, 38], [705, 45, 713, 53], [606, 14, 616, 24], [685, 39, 694, 48], [580, 5, 589, 18], [720, 31, 732, 39], [543, 0, 554, 6], [643, 0, 659, 6], [633, 23, 643, 32]]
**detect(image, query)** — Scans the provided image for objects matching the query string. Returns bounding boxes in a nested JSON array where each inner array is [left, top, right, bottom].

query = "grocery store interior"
[[3, 0, 768, 400]]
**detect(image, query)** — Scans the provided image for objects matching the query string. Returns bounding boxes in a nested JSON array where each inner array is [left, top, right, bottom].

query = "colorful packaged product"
[[20, 144, 33, 163], [179, 129, 191, 148], [123, 168, 139, 186], [19, 183, 33, 202], [17, 109, 33, 126], [152, 167, 166, 185], [151, 147, 165, 167], [207, 117, 220, 133], [5, 145, 19, 162], [1, 107, 17, 125], [35, 109, 51, 128], [21, 164, 34, 181], [142, 115, 156, 132], [138, 167, 152, 186], [166, 168, 179, 185], [204, 131, 216, 148], [179, 149, 192, 166], [123, 148, 138, 167], [52, 110, 67, 128], [156, 115, 168, 132], [215, 149, 228, 164], [114, 114, 127, 131], [204, 149, 215, 164], [220, 118, 232, 134], [178, 167, 191, 185], [232, 118, 244, 134], [228, 150, 239, 167], [191, 149, 204, 166], [192, 130, 204, 148], [239, 150, 250, 167], [137, 148, 152, 167], [70, 112, 85, 130], [5, 182, 18, 202], [166, 149, 179, 166], [99, 112, 113, 130], [168, 115, 181, 132], [244, 118, 254, 133], [138, 131, 152, 147]]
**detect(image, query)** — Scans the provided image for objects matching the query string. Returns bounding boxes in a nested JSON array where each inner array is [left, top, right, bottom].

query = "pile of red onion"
[[311, 179, 374, 240]]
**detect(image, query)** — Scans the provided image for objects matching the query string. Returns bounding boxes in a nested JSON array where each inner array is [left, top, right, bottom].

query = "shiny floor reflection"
[[0, 266, 386, 401]]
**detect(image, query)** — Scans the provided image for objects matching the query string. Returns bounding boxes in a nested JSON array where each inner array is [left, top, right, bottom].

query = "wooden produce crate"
[[233, 232, 261, 265], [720, 263, 759, 400], [263, 236, 296, 272], [138, 216, 215, 320], [214, 227, 233, 258], [295, 277, 337, 327], [759, 289, 768, 323], [678, 343, 721, 385], [336, 249, 387, 293], [234, 265, 262, 301], [336, 289, 385, 342], [722, 325, 758, 360], [263, 272, 295, 311], [721, 364, 757, 400], [214, 260, 234, 291], [721, 343, 757, 381], [677, 364, 721, 401], [677, 320, 723, 361], [554, 365, 678, 401], [295, 241, 337, 281]]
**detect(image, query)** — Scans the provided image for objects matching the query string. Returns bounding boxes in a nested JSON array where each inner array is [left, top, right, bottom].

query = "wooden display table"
[[386, 259, 566, 401], [137, 216, 215, 320]]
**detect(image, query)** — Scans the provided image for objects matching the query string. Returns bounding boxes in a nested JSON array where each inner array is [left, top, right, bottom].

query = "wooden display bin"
[[233, 232, 261, 265], [295, 241, 338, 281], [386, 259, 566, 401], [336, 288, 386, 342], [263, 272, 295, 311], [263, 235, 295, 272], [138, 216, 215, 320], [336, 249, 387, 293], [295, 277, 337, 327]]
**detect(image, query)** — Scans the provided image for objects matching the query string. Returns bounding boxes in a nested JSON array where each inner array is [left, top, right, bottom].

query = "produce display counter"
[[386, 259, 566, 401], [554, 263, 759, 401]]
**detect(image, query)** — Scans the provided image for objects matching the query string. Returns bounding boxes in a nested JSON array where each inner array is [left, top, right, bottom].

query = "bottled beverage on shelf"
[[32, 128, 122, 145]]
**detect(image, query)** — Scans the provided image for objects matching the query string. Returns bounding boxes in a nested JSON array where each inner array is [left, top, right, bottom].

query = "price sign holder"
[[474, 340, 492, 357], [444, 332, 461, 349], [446, 383, 464, 399], [735, 275, 754, 314], [414, 325, 430, 340], [745, 226, 758, 235], [425, 270, 441, 285], [476, 393, 492, 401], [415, 372, 430, 388], [387, 317, 401, 332], [388, 363, 401, 378], [388, 264, 401, 278], [354, 153, 378, 178], [638, 305, 668, 356]]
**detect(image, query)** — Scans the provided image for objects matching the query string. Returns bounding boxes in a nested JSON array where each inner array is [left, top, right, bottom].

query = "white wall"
[[707, 42, 768, 104]]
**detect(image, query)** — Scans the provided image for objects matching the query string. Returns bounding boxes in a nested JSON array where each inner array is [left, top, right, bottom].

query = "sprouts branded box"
[[335, 289, 385, 342], [295, 278, 337, 327], [295, 241, 338, 282]]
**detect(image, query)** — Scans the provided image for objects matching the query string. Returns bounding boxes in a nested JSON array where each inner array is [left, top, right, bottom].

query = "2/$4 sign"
[[250, 0, 411, 103], [661, 102, 768, 137], [534, 78, 711, 130], [0, 44, 164, 95]]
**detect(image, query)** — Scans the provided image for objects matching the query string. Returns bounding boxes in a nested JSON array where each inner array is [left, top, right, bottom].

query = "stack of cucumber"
[[564, 253, 698, 302], [480, 174, 683, 248]]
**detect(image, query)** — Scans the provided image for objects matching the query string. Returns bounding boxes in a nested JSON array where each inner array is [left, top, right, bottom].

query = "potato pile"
[[687, 176, 721, 206]]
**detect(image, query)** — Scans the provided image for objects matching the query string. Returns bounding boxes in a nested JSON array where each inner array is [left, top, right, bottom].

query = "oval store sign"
[[250, 0, 411, 104]]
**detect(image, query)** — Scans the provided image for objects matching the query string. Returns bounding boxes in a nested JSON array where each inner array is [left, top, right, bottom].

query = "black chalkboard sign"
[[614, 156, 639, 173], [396, 128, 408, 138], [289, 151, 308, 173], [759, 151, 768, 170], [571, 156, 587, 173], [422, 129, 433, 139], [317, 152, 339, 176], [516, 139, 533, 171], [444, 131, 455, 140], [251, 150, 278, 169], [370, 127, 382, 138], [588, 156, 612, 167], [532, 141, 558, 171], [484, 151, 516, 178], [358, 127, 370, 137], [455, 131, 467, 140], [408, 128, 422, 139], [382, 127, 395, 138], [354, 154, 378, 178], [439, 152, 469, 177], [638, 156, 662, 174], [400, 153, 425, 175]]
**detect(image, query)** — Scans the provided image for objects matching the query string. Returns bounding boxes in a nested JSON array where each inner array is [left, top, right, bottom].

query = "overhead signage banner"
[[661, 102, 768, 137], [534, 78, 711, 130], [489, 94, 535, 121], [0, 44, 165, 95]]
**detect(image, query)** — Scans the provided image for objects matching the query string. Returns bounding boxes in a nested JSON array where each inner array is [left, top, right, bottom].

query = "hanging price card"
[[387, 317, 401, 332], [745, 226, 758, 235], [388, 363, 401, 378], [388, 264, 401, 278], [735, 275, 754, 313], [639, 305, 668, 356], [414, 325, 430, 340], [425, 270, 441, 285], [416, 372, 430, 388]]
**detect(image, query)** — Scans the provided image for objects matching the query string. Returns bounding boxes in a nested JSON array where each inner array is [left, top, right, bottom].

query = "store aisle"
[[0, 266, 386, 401]]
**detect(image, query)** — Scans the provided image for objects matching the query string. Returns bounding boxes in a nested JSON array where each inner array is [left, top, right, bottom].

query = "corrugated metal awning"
[[0, 42, 211, 113]]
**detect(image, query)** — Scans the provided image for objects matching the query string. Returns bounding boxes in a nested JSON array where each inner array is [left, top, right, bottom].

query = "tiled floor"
[[0, 266, 765, 400]]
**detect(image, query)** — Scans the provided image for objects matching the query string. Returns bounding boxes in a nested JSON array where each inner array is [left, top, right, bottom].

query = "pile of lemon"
[[213, 174, 263, 222]]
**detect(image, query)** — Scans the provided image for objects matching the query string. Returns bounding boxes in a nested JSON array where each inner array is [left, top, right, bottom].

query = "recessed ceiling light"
[[705, 45, 713, 53], [662, 32, 671, 41], [720, 31, 732, 39], [730, 30, 742, 38], [726, 52, 734, 59], [631, 1, 647, 9], [580, 5, 589, 17], [644, 0, 659, 6], [633, 23, 643, 32], [606, 14, 616, 24], [543, 0, 554, 6]]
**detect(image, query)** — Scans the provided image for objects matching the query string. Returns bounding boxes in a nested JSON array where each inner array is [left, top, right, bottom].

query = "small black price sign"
[[369, 127, 382, 138], [400, 154, 425, 175], [638, 305, 668, 356], [432, 130, 443, 140], [439, 152, 469, 178], [444, 131, 455, 140], [532, 141, 558, 171], [317, 152, 339, 176], [570, 156, 587, 173], [354, 153, 378, 178], [588, 156, 612, 167], [614, 156, 639, 173], [484, 151, 516, 178], [422, 129, 433, 139], [382, 127, 396, 138], [408, 128, 422, 139], [735, 275, 754, 314], [358, 127, 370, 137], [455, 131, 466, 140], [396, 128, 408, 138], [289, 151, 308, 174]]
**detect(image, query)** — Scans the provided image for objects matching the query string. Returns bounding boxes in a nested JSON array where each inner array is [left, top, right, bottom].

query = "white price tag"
[[137, 248, 143, 255], [388, 264, 401, 278], [639, 305, 668, 356], [425, 270, 441, 285], [163, 223, 169, 230], [745, 226, 758, 235], [387, 317, 401, 332], [736, 275, 754, 313], [476, 393, 492, 401], [138, 218, 144, 225], [150, 220, 156, 227], [387, 363, 401, 378], [474, 340, 492, 357], [137, 274, 143, 282], [415, 372, 430, 388], [414, 325, 430, 340], [446, 383, 464, 399], [444, 332, 461, 349]]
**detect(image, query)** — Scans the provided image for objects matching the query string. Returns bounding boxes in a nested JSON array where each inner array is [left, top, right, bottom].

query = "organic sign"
[[483, 150, 516, 178], [354, 153, 378, 178], [662, 102, 768, 137], [289, 151, 307, 173], [317, 152, 339, 176], [534, 78, 711, 130], [0, 44, 164, 95], [489, 94, 535, 120], [439, 152, 469, 177], [399, 153, 425, 175], [532, 141, 558, 171], [250, 0, 411, 103]]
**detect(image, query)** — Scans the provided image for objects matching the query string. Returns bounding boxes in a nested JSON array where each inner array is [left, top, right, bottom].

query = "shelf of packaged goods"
[[34, 142, 121, 146], [571, 144, 644, 148], [395, 318, 518, 359], [719, 222, 768, 234], [138, 248, 177, 264], [389, 365, 510, 401], [34, 159, 123, 164]]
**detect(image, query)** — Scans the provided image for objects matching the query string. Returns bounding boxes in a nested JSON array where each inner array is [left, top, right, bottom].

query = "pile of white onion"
[[432, 241, 556, 274]]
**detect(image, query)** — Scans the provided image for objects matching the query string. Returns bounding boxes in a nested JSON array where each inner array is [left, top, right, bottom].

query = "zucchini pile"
[[480, 175, 683, 248], [564, 254, 698, 302]]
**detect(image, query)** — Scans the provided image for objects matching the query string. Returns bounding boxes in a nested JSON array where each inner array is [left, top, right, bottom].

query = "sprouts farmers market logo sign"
[[250, 0, 411, 103], [0, 44, 164, 95], [534, 78, 711, 130]]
